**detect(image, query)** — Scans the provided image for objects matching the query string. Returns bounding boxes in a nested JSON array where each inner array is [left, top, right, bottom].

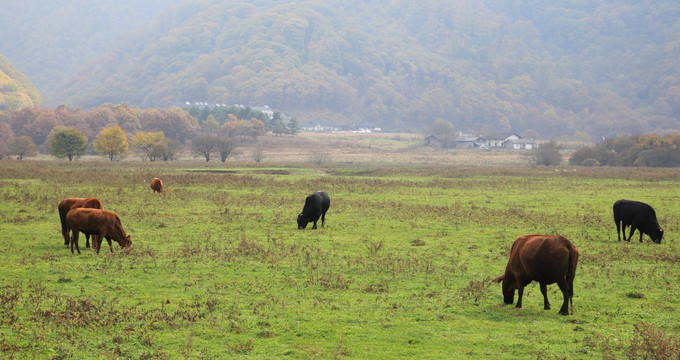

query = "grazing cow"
[[297, 191, 330, 229], [493, 234, 579, 315], [58, 197, 103, 248], [613, 199, 663, 244], [150, 177, 166, 193], [66, 208, 132, 254]]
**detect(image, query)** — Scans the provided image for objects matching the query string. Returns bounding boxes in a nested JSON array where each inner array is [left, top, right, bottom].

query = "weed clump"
[[626, 322, 680, 359]]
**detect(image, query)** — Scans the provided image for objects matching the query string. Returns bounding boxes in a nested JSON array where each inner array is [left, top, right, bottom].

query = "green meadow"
[[1, 160, 679, 359]]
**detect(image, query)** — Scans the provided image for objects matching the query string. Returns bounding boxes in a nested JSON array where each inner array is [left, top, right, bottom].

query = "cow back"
[[507, 234, 574, 285], [151, 177, 165, 192]]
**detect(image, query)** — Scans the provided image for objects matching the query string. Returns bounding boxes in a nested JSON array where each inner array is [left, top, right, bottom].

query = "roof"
[[482, 132, 521, 140]]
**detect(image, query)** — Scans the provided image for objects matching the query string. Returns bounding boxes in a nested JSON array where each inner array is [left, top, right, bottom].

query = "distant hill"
[[0, 55, 42, 110], [7, 1, 680, 138], [0, 0, 182, 101]]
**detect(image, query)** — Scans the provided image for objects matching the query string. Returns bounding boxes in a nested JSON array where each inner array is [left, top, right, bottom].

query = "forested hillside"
[[0, 55, 42, 110], [5, 1, 680, 138], [0, 0, 182, 99]]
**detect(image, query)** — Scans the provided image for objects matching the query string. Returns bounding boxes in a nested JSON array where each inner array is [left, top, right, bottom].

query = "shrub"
[[581, 158, 600, 166], [529, 141, 562, 166]]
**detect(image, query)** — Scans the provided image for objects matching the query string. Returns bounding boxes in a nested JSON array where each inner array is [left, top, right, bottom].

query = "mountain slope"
[[54, 0, 680, 137], [0, 55, 42, 110], [0, 0, 182, 100]]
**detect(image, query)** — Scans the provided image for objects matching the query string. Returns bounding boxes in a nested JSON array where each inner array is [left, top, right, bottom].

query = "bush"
[[634, 148, 680, 167], [529, 141, 562, 166], [581, 158, 600, 166], [569, 147, 600, 166]]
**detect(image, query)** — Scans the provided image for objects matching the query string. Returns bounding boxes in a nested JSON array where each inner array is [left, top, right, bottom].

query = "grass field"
[[1, 136, 679, 359]]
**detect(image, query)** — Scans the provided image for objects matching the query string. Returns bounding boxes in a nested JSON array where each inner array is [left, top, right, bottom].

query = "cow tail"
[[59, 207, 68, 240], [567, 243, 580, 314]]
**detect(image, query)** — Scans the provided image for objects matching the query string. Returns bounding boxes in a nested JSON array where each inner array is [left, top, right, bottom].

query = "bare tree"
[[310, 153, 329, 166], [192, 134, 217, 162], [252, 147, 264, 163], [217, 136, 236, 162]]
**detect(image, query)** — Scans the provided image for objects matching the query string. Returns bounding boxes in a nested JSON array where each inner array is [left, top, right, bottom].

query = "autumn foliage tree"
[[131, 131, 165, 161], [48, 127, 89, 161], [220, 116, 265, 140], [93, 125, 129, 161], [9, 136, 37, 160]]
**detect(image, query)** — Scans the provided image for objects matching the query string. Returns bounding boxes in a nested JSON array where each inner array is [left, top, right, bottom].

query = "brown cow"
[[150, 177, 166, 193], [58, 197, 103, 248], [66, 208, 132, 254], [493, 234, 579, 315]]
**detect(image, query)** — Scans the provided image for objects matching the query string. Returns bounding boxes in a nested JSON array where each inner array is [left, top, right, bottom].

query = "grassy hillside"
[[50, 0, 680, 138], [0, 55, 42, 110], [0, 159, 679, 358]]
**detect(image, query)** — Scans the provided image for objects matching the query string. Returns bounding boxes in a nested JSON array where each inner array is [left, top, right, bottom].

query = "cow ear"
[[492, 275, 504, 283]]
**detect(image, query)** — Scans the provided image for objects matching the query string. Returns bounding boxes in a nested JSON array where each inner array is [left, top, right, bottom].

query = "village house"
[[425, 131, 536, 150], [301, 122, 342, 132]]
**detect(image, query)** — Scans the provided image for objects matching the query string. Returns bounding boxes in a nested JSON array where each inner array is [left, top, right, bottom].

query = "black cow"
[[297, 191, 330, 229], [613, 199, 663, 244]]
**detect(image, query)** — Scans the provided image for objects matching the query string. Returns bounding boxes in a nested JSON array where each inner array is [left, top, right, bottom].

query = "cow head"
[[121, 235, 132, 248], [297, 213, 309, 229], [652, 228, 663, 244], [493, 274, 515, 305]]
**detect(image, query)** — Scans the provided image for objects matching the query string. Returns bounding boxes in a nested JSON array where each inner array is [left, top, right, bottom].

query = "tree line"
[[0, 103, 301, 161], [569, 133, 680, 167]]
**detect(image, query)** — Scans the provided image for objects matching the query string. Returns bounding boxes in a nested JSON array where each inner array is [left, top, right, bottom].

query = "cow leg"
[[616, 222, 621, 241], [540, 283, 550, 310], [556, 279, 570, 315], [639, 231, 644, 243], [627, 225, 636, 242], [321, 213, 325, 227], [312, 220, 318, 229], [71, 231, 80, 255], [92, 235, 100, 254], [99, 234, 113, 253], [85, 234, 90, 248], [64, 226, 70, 246], [515, 286, 524, 309]]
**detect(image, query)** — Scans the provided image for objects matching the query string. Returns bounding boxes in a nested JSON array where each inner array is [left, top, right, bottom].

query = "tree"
[[131, 131, 165, 161], [141, 107, 198, 142], [202, 115, 220, 134], [252, 147, 264, 163], [192, 134, 217, 162], [216, 136, 236, 162], [522, 129, 540, 140], [93, 125, 128, 161], [573, 131, 591, 144], [529, 141, 563, 166], [287, 118, 300, 137], [429, 118, 456, 148], [221, 118, 266, 140], [0, 122, 15, 159], [272, 117, 286, 136], [49, 127, 88, 161], [159, 138, 182, 161], [9, 136, 37, 159]]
